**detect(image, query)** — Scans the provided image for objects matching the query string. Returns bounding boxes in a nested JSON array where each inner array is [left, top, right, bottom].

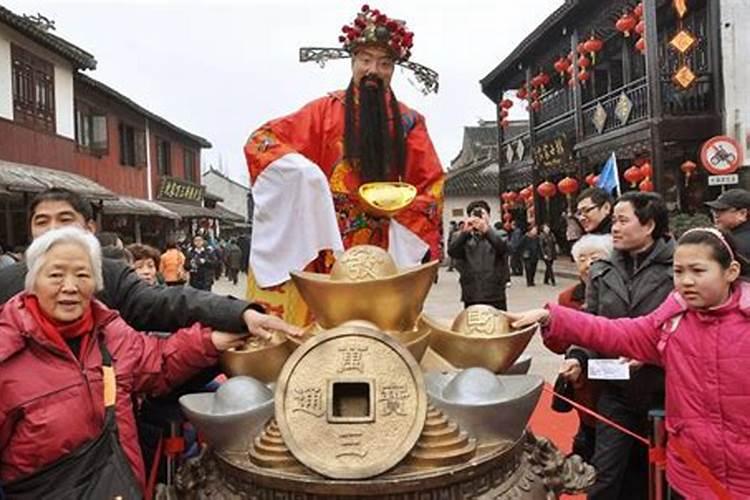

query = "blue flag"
[[597, 152, 621, 196]]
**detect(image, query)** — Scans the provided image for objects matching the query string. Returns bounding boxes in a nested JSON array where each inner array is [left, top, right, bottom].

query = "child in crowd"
[[509, 228, 750, 499]]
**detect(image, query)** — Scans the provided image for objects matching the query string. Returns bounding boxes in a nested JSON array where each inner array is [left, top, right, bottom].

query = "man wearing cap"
[[706, 188, 750, 260], [243, 5, 444, 325]]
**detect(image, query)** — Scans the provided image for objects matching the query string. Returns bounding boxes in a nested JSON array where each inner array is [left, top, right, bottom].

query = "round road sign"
[[700, 135, 742, 175]]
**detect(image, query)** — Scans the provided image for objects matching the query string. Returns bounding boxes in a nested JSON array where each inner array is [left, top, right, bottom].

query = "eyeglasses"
[[575, 205, 600, 218]]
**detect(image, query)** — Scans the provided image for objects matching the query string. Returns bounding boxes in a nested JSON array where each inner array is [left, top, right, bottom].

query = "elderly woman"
[[553, 233, 613, 461], [127, 243, 162, 286], [0, 227, 245, 499]]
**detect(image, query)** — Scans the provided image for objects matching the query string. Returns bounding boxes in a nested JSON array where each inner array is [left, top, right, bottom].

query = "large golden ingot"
[[221, 331, 291, 383], [421, 306, 537, 373], [287, 319, 432, 362], [358, 181, 417, 218], [290, 246, 438, 331]]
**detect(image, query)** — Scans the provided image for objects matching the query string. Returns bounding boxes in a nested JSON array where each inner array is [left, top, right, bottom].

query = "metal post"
[[649, 409, 668, 500]]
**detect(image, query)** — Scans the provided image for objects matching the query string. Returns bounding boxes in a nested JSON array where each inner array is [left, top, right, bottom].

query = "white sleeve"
[[249, 153, 344, 287], [388, 219, 430, 268]]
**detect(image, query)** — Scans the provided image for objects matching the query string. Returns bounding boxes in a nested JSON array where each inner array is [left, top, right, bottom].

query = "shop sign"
[[157, 177, 205, 204], [532, 135, 571, 169], [707, 174, 739, 186]]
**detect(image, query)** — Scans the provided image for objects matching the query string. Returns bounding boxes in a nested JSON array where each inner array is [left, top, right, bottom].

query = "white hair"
[[24, 226, 104, 293], [571, 233, 613, 262]]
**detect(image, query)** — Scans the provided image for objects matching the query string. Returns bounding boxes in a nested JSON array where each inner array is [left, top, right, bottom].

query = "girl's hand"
[[505, 309, 550, 329], [559, 358, 582, 383], [211, 331, 249, 352]]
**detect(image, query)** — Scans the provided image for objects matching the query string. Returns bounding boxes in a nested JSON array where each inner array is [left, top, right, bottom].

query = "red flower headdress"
[[299, 5, 439, 94]]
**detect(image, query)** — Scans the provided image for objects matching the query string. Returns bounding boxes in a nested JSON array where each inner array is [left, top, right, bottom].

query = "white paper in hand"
[[588, 359, 630, 380]]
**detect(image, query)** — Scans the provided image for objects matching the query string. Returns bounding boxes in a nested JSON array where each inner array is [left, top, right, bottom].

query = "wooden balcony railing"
[[581, 77, 648, 139], [661, 75, 714, 115]]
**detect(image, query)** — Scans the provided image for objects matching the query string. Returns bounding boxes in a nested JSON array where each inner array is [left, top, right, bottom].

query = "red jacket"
[[544, 281, 750, 499], [0, 293, 219, 491]]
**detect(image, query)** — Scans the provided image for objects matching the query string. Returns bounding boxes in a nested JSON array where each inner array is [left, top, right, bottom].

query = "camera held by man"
[[447, 200, 510, 311]]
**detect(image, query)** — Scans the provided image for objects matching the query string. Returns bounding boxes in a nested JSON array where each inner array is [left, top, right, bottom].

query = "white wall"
[[721, 0, 750, 167], [54, 65, 74, 139], [0, 32, 13, 120], [203, 170, 250, 220]]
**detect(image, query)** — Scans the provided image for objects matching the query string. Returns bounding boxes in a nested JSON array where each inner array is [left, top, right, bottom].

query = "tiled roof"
[[445, 156, 499, 197], [76, 73, 212, 148], [0, 6, 96, 69], [0, 159, 115, 199], [450, 122, 499, 170]]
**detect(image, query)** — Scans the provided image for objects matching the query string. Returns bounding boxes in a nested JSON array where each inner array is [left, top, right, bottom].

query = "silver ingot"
[[425, 369, 543, 446], [179, 376, 274, 453]]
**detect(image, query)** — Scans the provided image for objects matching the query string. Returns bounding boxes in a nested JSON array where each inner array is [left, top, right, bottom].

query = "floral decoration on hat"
[[339, 5, 414, 61]]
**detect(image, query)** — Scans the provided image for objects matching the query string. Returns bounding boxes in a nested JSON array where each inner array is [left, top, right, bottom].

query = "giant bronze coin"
[[275, 325, 427, 479]]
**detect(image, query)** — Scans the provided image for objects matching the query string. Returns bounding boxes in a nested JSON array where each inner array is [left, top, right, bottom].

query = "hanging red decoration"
[[639, 179, 654, 192], [583, 35, 604, 64], [639, 161, 653, 179], [635, 37, 646, 54], [506, 191, 518, 204], [503, 212, 513, 222], [540, 72, 551, 87], [578, 55, 591, 69], [530, 100, 542, 112], [616, 12, 638, 37], [530, 89, 540, 100], [501, 98, 514, 109], [500, 109, 509, 119], [537, 181, 557, 199], [577, 42, 586, 54], [557, 176, 579, 196], [516, 86, 528, 100], [578, 69, 590, 83], [680, 160, 697, 187], [520, 186, 534, 202], [624, 165, 644, 187], [585, 173, 597, 186], [635, 19, 645, 36], [634, 2, 644, 18], [554, 56, 571, 78]]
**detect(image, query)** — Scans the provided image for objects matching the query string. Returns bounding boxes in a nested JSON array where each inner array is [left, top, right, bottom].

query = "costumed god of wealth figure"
[[244, 4, 444, 326]]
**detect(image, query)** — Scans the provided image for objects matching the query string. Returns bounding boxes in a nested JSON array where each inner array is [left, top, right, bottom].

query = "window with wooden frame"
[[156, 138, 171, 176], [11, 44, 55, 133], [184, 148, 197, 182], [75, 100, 108, 155], [118, 121, 146, 167]]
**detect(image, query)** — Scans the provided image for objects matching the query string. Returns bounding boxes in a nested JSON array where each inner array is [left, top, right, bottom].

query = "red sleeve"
[[243, 97, 329, 183], [105, 318, 220, 397], [394, 112, 445, 259]]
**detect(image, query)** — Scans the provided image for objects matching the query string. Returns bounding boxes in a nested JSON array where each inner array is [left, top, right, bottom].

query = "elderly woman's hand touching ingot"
[[242, 308, 303, 340], [211, 331, 251, 351]]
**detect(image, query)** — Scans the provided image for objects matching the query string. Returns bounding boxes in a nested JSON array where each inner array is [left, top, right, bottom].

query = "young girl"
[[509, 227, 750, 499]]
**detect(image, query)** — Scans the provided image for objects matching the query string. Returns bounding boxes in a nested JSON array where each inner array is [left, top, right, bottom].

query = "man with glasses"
[[705, 188, 750, 260], [242, 6, 444, 325], [575, 187, 614, 235]]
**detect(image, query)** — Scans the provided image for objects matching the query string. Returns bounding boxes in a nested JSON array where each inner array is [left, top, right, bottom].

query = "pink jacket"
[[0, 293, 220, 491], [544, 281, 750, 499]]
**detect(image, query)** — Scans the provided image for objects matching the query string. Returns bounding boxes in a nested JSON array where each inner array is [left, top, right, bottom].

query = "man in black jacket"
[[0, 188, 300, 339], [576, 187, 613, 235], [448, 200, 509, 310], [706, 188, 750, 260], [572, 192, 673, 500]]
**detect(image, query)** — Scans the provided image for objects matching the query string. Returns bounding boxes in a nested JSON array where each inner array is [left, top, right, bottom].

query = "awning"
[[0, 159, 116, 200], [157, 200, 219, 219], [212, 204, 245, 223], [102, 196, 181, 220]]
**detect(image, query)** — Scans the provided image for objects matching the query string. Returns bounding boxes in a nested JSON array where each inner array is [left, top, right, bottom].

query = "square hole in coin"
[[327, 380, 374, 423]]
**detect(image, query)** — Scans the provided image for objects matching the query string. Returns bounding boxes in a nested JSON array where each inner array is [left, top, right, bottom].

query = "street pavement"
[[213, 267, 575, 383]]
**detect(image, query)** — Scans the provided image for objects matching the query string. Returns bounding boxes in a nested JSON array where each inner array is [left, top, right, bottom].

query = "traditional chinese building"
[[481, 0, 743, 226], [0, 5, 238, 248]]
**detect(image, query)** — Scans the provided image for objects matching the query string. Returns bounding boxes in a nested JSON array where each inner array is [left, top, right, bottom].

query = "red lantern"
[[634, 2, 644, 18], [583, 36, 604, 64], [578, 55, 591, 69], [680, 160, 697, 187], [516, 86, 528, 100], [557, 176, 579, 197], [639, 179, 654, 192], [639, 161, 653, 179], [540, 72, 551, 87], [616, 12, 637, 37], [531, 100, 542, 112], [501, 98, 513, 109], [554, 56, 571, 78], [530, 89, 540, 100], [500, 109, 509, 119], [578, 69, 590, 83], [537, 181, 557, 199], [520, 186, 534, 202], [576, 42, 586, 54], [585, 173, 597, 187], [624, 165, 644, 187], [503, 212, 512, 222], [531, 73, 544, 88], [506, 191, 518, 204], [635, 37, 646, 54], [635, 20, 645, 36]]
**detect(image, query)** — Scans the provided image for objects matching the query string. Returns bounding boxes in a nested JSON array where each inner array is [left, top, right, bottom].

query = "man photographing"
[[448, 200, 509, 310]]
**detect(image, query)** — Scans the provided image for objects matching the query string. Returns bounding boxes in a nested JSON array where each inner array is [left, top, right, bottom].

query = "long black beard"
[[344, 77, 406, 182]]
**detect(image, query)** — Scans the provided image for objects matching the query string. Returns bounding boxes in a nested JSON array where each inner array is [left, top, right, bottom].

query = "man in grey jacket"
[[571, 192, 673, 500], [448, 200, 509, 310], [0, 188, 300, 339]]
